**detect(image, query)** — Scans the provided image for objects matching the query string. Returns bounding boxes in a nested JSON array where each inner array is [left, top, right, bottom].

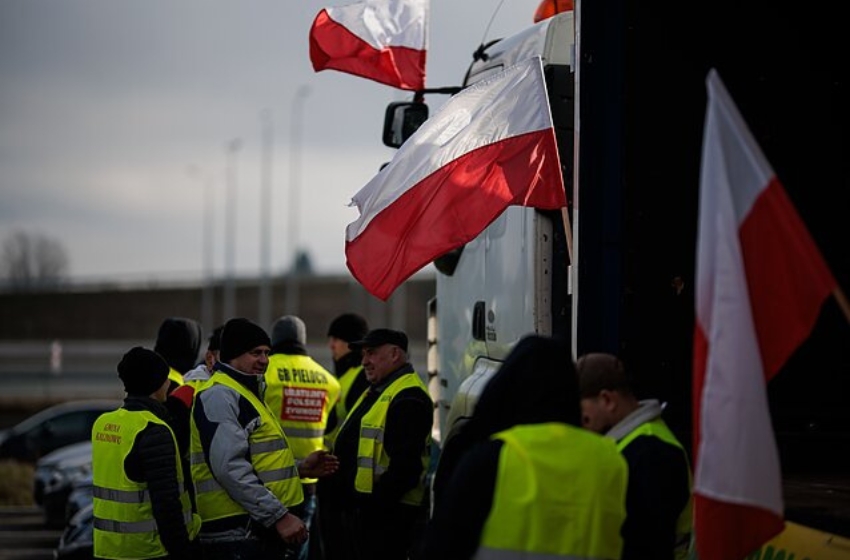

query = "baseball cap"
[[350, 328, 408, 353]]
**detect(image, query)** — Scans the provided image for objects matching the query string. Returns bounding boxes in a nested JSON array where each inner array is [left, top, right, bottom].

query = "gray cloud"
[[0, 0, 541, 283]]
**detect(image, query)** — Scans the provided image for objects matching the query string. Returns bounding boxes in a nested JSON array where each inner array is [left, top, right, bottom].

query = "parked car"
[[32, 441, 92, 528], [65, 470, 93, 525], [54, 502, 93, 560], [0, 399, 119, 463]]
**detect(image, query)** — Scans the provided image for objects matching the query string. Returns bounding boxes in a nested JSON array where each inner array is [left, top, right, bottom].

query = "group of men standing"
[[91, 312, 432, 560], [89, 311, 692, 560]]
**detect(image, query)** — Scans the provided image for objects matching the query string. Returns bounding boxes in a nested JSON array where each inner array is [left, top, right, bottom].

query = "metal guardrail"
[[0, 341, 428, 402]]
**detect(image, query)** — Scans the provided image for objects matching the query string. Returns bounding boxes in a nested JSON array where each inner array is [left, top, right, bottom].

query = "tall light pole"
[[259, 109, 273, 328], [187, 164, 215, 332], [224, 138, 241, 321], [285, 85, 311, 315]]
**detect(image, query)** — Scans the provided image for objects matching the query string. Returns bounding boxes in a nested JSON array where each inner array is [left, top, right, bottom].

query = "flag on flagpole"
[[309, 0, 427, 91], [693, 69, 837, 560], [345, 56, 566, 301]]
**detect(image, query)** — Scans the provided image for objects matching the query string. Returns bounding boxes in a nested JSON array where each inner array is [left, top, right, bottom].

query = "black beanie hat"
[[327, 313, 369, 343], [219, 318, 270, 363], [154, 317, 203, 374], [118, 346, 170, 396]]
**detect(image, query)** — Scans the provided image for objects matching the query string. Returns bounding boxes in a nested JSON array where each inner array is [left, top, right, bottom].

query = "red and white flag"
[[693, 69, 837, 560], [309, 0, 427, 91], [345, 56, 566, 301]]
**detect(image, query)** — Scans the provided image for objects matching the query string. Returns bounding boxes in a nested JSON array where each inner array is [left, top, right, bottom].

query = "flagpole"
[[833, 287, 850, 324], [561, 207, 573, 262]]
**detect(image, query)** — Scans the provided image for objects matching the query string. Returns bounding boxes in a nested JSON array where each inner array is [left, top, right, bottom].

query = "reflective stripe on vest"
[[93, 509, 195, 534], [194, 465, 300, 493], [350, 371, 431, 506], [189, 372, 303, 523], [616, 418, 694, 560], [264, 353, 341, 483], [476, 423, 628, 560], [92, 408, 199, 558]]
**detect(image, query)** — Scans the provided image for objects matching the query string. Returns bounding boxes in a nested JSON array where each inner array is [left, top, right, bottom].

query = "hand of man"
[[274, 512, 308, 545], [299, 449, 340, 478]]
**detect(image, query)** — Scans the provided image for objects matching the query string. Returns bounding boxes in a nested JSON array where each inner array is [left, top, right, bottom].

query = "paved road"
[[0, 506, 60, 560]]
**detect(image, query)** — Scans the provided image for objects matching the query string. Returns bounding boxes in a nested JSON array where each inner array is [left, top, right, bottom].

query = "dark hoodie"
[[154, 317, 203, 376], [420, 335, 579, 560], [155, 317, 203, 496]]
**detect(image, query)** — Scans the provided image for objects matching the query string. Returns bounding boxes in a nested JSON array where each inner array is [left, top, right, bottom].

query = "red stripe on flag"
[[309, 9, 426, 91], [694, 494, 786, 560], [345, 130, 564, 300], [693, 324, 787, 560], [739, 177, 837, 380], [691, 323, 707, 464], [694, 69, 838, 560]]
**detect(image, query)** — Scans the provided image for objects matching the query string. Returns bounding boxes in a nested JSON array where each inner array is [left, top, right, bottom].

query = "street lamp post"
[[224, 138, 241, 321], [187, 164, 215, 332], [259, 110, 274, 328], [285, 85, 311, 315]]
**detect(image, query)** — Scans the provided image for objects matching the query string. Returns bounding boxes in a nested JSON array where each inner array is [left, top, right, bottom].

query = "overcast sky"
[[0, 0, 541, 284]]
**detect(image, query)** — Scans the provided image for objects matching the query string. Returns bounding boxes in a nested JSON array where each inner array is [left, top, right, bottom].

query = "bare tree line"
[[0, 231, 69, 291]]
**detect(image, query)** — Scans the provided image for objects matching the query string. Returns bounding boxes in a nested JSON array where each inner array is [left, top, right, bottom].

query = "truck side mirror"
[[383, 101, 429, 148]]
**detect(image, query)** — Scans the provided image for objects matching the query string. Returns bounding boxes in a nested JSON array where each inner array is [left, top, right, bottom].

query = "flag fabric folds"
[[693, 69, 837, 560], [345, 56, 566, 301], [309, 0, 427, 91]]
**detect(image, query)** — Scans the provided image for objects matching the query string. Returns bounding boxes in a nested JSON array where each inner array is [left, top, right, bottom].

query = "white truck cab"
[[426, 11, 575, 449]]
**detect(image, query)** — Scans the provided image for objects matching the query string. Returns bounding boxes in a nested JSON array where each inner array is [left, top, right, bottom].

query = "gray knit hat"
[[271, 315, 307, 346]]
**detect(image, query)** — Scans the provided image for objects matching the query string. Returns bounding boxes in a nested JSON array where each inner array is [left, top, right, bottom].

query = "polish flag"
[[693, 69, 837, 560], [345, 56, 566, 301], [309, 0, 427, 91]]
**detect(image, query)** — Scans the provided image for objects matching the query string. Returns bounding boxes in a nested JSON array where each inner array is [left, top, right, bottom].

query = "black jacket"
[[421, 335, 578, 560], [115, 396, 196, 559], [327, 363, 432, 509]]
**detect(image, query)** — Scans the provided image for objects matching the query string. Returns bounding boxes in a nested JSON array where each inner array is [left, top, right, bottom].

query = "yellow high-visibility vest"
[[346, 371, 431, 506], [92, 408, 199, 559], [617, 417, 694, 560], [264, 353, 341, 483], [477, 423, 628, 560], [190, 372, 303, 522], [326, 364, 365, 446], [168, 366, 185, 387]]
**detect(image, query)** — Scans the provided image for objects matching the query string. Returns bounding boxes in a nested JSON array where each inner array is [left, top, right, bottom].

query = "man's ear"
[[598, 389, 617, 410]]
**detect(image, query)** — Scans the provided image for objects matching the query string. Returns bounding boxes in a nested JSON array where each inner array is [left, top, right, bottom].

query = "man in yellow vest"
[[92, 346, 200, 559], [323, 328, 433, 560], [264, 314, 341, 560], [576, 352, 693, 560], [317, 312, 370, 560], [421, 335, 628, 560], [324, 312, 370, 443], [189, 317, 339, 560]]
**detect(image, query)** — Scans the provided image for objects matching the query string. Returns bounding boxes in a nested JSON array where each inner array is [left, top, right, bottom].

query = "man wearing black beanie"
[[325, 312, 370, 435], [190, 318, 340, 560], [320, 312, 369, 560], [91, 346, 201, 559]]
